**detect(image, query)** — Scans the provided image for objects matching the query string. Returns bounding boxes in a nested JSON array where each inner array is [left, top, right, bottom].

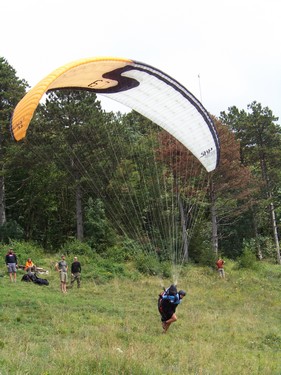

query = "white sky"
[[1, 0, 281, 122]]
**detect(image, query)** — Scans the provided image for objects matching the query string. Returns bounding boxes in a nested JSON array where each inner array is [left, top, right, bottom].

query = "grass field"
[[0, 260, 281, 375]]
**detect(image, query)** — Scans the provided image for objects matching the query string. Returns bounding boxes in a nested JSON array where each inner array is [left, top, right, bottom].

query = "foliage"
[[257, 236, 276, 259], [104, 243, 137, 263], [60, 239, 93, 257], [134, 253, 162, 276], [90, 258, 127, 284], [237, 240, 259, 270], [198, 246, 217, 267], [0, 220, 24, 243], [84, 198, 117, 252], [188, 220, 213, 263], [133, 252, 171, 278], [220, 102, 281, 262], [0, 57, 27, 127], [0, 58, 28, 232], [159, 261, 172, 278], [219, 209, 256, 258], [212, 118, 255, 219]]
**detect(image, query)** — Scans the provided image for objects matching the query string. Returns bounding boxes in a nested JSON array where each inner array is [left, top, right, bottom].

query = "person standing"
[[216, 258, 225, 278], [5, 248, 18, 282], [70, 256, 81, 288], [56, 255, 68, 293]]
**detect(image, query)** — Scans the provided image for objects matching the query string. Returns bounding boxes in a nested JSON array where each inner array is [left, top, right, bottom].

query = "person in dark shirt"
[[5, 248, 18, 282], [70, 256, 82, 288], [158, 287, 186, 333]]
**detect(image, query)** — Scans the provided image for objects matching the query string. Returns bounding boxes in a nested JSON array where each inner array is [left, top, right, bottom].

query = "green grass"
[[0, 260, 281, 374]]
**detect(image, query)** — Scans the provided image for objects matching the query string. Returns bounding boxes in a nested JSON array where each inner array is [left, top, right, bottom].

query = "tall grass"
[[0, 258, 281, 374]]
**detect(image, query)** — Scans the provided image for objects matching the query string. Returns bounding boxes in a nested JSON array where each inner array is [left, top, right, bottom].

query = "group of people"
[[4, 249, 37, 282], [4, 249, 82, 291], [55, 255, 82, 293]]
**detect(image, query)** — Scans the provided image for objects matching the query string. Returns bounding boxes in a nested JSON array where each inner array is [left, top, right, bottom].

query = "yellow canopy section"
[[11, 57, 132, 141]]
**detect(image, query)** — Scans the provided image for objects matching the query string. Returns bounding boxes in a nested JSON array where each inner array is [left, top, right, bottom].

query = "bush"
[[161, 261, 172, 278], [198, 246, 217, 267], [237, 243, 259, 270], [104, 245, 129, 262], [188, 222, 213, 263], [60, 239, 93, 257], [84, 257, 127, 283], [0, 221, 24, 243], [134, 253, 162, 276], [103, 238, 140, 262]]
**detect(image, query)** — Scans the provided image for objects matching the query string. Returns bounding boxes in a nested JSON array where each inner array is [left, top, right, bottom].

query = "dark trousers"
[[70, 272, 81, 288]]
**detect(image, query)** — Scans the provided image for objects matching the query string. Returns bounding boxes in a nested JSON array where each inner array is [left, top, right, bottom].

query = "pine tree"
[[220, 102, 281, 263]]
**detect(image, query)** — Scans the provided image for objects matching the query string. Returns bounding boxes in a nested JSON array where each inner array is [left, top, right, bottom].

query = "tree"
[[220, 102, 281, 263], [157, 116, 255, 260], [6, 89, 110, 248], [106, 111, 171, 251], [40, 89, 106, 242], [84, 197, 116, 251], [210, 118, 256, 257], [0, 57, 27, 225], [157, 129, 208, 261]]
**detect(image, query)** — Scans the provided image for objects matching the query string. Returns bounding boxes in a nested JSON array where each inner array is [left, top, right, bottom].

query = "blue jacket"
[[162, 293, 181, 305]]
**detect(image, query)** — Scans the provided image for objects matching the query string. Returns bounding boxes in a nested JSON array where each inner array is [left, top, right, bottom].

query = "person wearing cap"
[[55, 255, 68, 293], [5, 248, 18, 282], [160, 289, 186, 333]]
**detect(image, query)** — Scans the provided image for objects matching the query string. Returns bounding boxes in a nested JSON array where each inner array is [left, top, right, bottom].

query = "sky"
[[1, 0, 281, 122]]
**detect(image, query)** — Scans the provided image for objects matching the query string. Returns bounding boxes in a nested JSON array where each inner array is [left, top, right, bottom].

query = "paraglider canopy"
[[11, 57, 220, 172]]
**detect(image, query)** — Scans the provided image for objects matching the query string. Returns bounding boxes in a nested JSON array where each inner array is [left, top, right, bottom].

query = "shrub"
[[84, 257, 127, 283], [198, 246, 217, 267], [237, 241, 259, 270], [60, 239, 93, 257], [188, 222, 213, 263], [103, 238, 140, 262], [134, 253, 162, 276], [0, 221, 24, 243], [161, 261, 172, 278], [104, 245, 128, 262]]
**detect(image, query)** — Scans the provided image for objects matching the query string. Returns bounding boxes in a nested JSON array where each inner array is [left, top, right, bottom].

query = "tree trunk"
[[269, 200, 281, 264], [179, 196, 188, 261], [251, 203, 263, 260], [0, 175, 6, 225], [260, 156, 281, 264], [210, 179, 219, 255], [76, 183, 84, 241]]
